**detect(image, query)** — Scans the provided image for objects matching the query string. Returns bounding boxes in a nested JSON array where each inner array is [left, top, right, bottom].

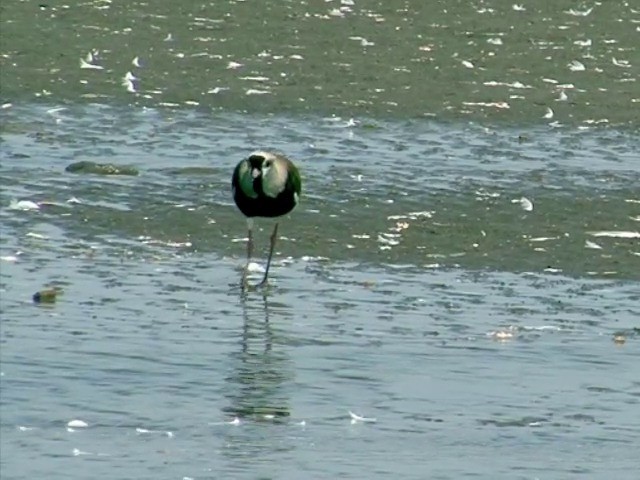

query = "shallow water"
[[1, 104, 639, 480], [1, 0, 640, 478]]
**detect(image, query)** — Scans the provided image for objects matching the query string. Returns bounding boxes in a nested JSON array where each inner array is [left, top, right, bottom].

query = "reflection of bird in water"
[[232, 151, 302, 288], [222, 293, 292, 422]]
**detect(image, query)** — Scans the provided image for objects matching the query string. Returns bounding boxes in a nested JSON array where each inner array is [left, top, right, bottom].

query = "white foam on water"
[[349, 411, 377, 424], [246, 262, 266, 273], [67, 419, 88, 428], [9, 199, 40, 211]]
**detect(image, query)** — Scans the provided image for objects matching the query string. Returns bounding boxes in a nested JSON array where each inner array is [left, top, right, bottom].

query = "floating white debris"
[[461, 60, 474, 69], [475, 189, 501, 199], [135, 428, 150, 434], [85, 50, 97, 63], [227, 417, 241, 426], [164, 33, 173, 41], [585, 240, 603, 249], [487, 37, 503, 45], [132, 56, 141, 67], [574, 39, 592, 47], [26, 232, 48, 239], [489, 330, 514, 340], [462, 101, 510, 109], [227, 61, 243, 69], [300, 255, 329, 262], [568, 60, 586, 72], [522, 325, 563, 332], [9, 199, 40, 211], [388, 211, 434, 220], [72, 448, 91, 456], [556, 90, 568, 101], [18, 426, 34, 431], [528, 236, 557, 242], [543, 107, 554, 119], [1, 103, 12, 109], [121, 74, 137, 93], [47, 107, 67, 115], [245, 89, 270, 95], [391, 221, 409, 232], [79, 57, 103, 70], [512, 4, 525, 11], [1, 254, 19, 263], [377, 234, 400, 246], [612, 57, 631, 68], [511, 197, 533, 211], [589, 231, 640, 239], [348, 36, 374, 47], [566, 7, 593, 16], [483, 81, 531, 89], [239, 75, 269, 82], [349, 411, 377, 424]]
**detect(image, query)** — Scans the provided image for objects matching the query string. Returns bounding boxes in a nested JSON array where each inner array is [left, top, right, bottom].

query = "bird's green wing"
[[286, 161, 302, 199]]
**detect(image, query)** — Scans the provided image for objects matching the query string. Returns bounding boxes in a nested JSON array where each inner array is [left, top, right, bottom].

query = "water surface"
[[1, 0, 640, 478]]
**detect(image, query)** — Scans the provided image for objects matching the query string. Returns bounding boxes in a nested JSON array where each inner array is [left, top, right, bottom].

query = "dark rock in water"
[[33, 288, 60, 303], [65, 161, 139, 176]]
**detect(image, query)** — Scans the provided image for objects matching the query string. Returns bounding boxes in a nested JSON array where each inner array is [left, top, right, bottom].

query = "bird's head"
[[244, 151, 289, 198]]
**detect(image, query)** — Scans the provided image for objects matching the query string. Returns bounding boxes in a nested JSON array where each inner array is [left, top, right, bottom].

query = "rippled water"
[[1, 104, 639, 479], [1, 0, 640, 477]]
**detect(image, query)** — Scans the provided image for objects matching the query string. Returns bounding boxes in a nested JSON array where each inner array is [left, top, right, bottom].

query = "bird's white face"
[[254, 151, 287, 198]]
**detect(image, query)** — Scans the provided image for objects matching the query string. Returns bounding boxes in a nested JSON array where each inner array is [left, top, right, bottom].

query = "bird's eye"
[[264, 161, 272, 168]]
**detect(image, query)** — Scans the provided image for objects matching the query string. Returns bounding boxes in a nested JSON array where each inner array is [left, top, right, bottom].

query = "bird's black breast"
[[233, 186, 297, 218]]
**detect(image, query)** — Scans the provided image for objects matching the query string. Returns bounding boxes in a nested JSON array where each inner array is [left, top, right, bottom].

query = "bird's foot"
[[240, 274, 270, 292]]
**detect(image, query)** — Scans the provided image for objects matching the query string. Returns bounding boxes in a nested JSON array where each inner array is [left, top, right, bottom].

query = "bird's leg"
[[242, 218, 254, 287], [246, 218, 254, 262], [259, 222, 279, 286]]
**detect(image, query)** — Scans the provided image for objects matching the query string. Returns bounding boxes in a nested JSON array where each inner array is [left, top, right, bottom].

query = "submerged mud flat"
[[1, 105, 639, 279]]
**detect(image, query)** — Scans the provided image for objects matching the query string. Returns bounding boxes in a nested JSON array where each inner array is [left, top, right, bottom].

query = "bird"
[[232, 151, 301, 287]]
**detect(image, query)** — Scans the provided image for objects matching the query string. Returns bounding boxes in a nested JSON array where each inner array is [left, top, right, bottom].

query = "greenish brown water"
[[2, 0, 639, 125], [1, 1, 639, 479]]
